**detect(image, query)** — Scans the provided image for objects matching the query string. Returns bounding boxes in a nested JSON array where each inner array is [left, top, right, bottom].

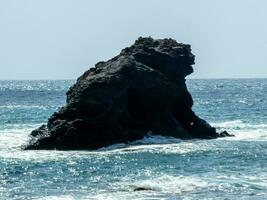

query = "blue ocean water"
[[0, 79, 266, 200]]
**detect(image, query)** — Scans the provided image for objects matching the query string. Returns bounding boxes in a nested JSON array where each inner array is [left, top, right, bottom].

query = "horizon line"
[[0, 77, 266, 81]]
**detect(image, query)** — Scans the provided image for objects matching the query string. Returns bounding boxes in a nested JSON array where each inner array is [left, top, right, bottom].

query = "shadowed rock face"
[[25, 37, 230, 150]]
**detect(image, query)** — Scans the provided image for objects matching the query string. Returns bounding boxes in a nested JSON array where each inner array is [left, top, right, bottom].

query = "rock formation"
[[25, 37, 230, 150]]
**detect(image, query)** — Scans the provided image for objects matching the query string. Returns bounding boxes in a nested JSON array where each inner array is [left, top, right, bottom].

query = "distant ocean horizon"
[[0, 77, 266, 81], [0, 78, 266, 199]]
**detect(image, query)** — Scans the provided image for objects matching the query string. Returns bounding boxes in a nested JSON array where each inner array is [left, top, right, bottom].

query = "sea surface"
[[0, 79, 266, 200]]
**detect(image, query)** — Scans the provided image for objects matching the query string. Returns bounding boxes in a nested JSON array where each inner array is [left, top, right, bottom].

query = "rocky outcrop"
[[25, 37, 230, 150]]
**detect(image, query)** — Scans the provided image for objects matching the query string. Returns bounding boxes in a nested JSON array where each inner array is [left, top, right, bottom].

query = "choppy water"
[[0, 79, 266, 200]]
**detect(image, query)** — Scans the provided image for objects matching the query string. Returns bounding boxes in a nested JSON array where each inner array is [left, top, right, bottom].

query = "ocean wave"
[[97, 135, 182, 151], [0, 105, 47, 109], [212, 120, 267, 141], [211, 120, 267, 130], [29, 172, 267, 200], [35, 196, 77, 200], [0, 125, 38, 150], [220, 129, 267, 141], [128, 174, 209, 193], [85, 175, 210, 200], [0, 119, 266, 161]]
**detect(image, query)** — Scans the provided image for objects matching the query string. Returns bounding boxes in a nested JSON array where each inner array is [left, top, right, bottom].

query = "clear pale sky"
[[0, 0, 266, 80]]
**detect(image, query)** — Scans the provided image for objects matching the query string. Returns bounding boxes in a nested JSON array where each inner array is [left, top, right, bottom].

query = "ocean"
[[0, 79, 266, 200]]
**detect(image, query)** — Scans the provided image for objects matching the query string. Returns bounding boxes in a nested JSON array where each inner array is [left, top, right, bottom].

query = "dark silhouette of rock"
[[133, 187, 154, 191], [24, 37, 230, 150]]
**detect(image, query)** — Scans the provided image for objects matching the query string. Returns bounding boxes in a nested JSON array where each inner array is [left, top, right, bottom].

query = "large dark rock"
[[25, 37, 230, 150]]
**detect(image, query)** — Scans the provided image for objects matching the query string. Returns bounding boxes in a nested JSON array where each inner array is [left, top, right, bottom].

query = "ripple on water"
[[0, 78, 266, 199]]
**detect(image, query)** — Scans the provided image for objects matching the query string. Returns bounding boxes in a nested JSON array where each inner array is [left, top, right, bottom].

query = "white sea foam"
[[0, 119, 266, 161], [35, 195, 77, 200], [221, 129, 267, 141], [1, 120, 267, 200], [88, 175, 210, 200], [0, 105, 47, 109], [0, 128, 207, 162], [0, 127, 34, 150], [98, 135, 182, 151], [212, 120, 267, 141], [129, 175, 209, 193], [97, 136, 213, 157], [212, 120, 267, 130]]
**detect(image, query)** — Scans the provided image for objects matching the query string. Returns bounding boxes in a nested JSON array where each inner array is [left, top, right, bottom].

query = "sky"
[[0, 0, 266, 80]]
